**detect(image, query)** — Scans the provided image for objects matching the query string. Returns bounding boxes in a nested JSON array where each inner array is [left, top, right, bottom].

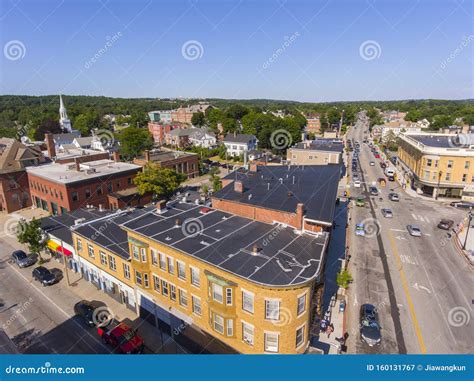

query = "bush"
[[336, 269, 353, 289]]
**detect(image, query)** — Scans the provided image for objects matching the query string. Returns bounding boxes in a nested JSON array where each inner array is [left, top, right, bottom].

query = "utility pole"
[[435, 171, 443, 200], [61, 239, 71, 286], [462, 208, 473, 250]]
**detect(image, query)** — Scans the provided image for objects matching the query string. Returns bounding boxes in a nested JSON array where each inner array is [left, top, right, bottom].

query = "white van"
[[385, 168, 395, 177]]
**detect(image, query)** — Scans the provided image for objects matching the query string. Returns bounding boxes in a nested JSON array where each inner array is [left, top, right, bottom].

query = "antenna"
[[267, 182, 270, 190], [293, 176, 295, 184]]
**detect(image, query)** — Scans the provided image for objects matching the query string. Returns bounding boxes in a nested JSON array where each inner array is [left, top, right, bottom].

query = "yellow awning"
[[47, 241, 60, 251]]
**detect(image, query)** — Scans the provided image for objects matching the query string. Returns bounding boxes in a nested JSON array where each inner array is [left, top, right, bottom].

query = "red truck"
[[98, 322, 145, 354]]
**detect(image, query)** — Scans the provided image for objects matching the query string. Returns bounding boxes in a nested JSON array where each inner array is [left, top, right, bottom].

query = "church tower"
[[59, 95, 73, 133]]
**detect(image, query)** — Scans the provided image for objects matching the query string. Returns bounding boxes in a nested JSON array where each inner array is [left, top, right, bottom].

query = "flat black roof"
[[293, 139, 344, 152], [214, 165, 341, 225], [408, 134, 473, 148], [122, 203, 328, 287]]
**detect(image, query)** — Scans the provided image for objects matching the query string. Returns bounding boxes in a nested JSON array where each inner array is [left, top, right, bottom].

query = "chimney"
[[45, 133, 56, 159], [249, 163, 258, 173], [156, 200, 167, 214], [234, 180, 243, 193], [144, 150, 151, 163], [112, 151, 120, 162], [74, 157, 81, 171], [296, 203, 304, 230]]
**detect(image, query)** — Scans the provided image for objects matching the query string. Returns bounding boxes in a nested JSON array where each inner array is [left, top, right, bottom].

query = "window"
[[264, 332, 279, 353], [107, 183, 112, 192], [297, 294, 306, 316], [143, 273, 149, 288], [213, 314, 224, 334], [167, 257, 175, 274], [162, 280, 169, 296], [434, 160, 439, 168], [177, 261, 186, 280], [192, 296, 201, 315], [72, 191, 78, 201], [123, 263, 130, 279], [423, 170, 430, 180], [127, 177, 132, 185], [132, 246, 139, 261], [462, 174, 467, 182], [242, 322, 254, 345], [242, 290, 254, 313], [153, 275, 161, 293], [87, 244, 95, 258], [159, 252, 166, 270], [96, 185, 102, 195], [85, 188, 91, 198], [296, 326, 305, 348], [100, 251, 107, 266], [226, 288, 233, 305], [212, 283, 223, 303], [265, 299, 280, 320], [108, 255, 116, 271], [140, 248, 147, 262], [227, 319, 233, 336], [170, 284, 176, 301], [426, 159, 432, 167], [447, 160, 453, 169], [190, 267, 200, 287], [465, 161, 470, 169], [151, 249, 158, 266], [135, 271, 142, 286], [446, 172, 451, 181], [76, 238, 83, 252], [179, 289, 188, 307]]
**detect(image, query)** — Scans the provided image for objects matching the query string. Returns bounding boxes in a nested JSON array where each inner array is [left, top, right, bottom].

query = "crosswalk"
[[411, 213, 430, 223]]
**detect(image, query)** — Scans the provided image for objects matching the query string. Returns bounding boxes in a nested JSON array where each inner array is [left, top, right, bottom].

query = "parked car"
[[375, 154, 380, 159], [355, 223, 365, 236], [369, 161, 375, 166], [389, 192, 400, 201], [388, 175, 395, 182], [354, 180, 361, 188], [407, 224, 422, 237], [356, 196, 366, 207], [380, 162, 387, 169], [32, 266, 58, 286], [369, 186, 379, 196], [74, 300, 112, 327], [359, 304, 381, 347], [437, 219, 454, 230], [450, 201, 474, 209], [98, 322, 145, 354], [381, 208, 393, 218], [11, 250, 36, 268]]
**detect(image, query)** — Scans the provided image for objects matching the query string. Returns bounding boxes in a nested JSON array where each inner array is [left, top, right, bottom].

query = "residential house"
[[166, 128, 192, 148], [222, 134, 258, 157], [189, 128, 217, 148], [133, 149, 199, 179]]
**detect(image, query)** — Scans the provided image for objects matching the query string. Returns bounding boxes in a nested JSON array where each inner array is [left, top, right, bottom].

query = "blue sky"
[[0, 0, 472, 102]]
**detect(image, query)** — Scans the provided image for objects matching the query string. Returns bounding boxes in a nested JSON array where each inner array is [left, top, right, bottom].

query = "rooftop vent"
[[175, 218, 181, 227], [251, 244, 260, 255], [200, 207, 211, 214]]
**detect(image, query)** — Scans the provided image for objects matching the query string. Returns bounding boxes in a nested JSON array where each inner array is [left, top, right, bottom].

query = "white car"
[[407, 225, 422, 237], [370, 161, 375, 166], [354, 180, 361, 188]]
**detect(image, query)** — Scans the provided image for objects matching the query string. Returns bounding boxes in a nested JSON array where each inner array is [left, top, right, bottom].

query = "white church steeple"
[[59, 95, 73, 133]]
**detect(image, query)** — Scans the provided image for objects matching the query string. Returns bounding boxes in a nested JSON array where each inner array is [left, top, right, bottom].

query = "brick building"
[[27, 155, 142, 215], [287, 138, 344, 165], [147, 122, 174, 145], [0, 138, 43, 213], [133, 149, 199, 179], [170, 104, 212, 124]]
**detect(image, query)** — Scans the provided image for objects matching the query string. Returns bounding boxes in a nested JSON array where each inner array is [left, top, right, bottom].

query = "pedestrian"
[[327, 323, 334, 338]]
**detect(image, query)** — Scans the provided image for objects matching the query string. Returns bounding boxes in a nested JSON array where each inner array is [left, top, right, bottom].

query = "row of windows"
[[78, 239, 130, 278], [423, 170, 474, 182], [424, 158, 471, 170], [30, 181, 64, 200], [71, 178, 132, 202]]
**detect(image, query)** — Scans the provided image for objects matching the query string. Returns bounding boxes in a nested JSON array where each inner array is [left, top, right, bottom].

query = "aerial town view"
[[0, 0, 472, 380]]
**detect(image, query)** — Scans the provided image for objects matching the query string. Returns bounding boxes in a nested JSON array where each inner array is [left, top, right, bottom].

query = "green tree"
[[73, 112, 105, 136], [117, 126, 154, 160], [431, 115, 454, 130], [33, 118, 62, 140], [16, 218, 46, 261], [134, 164, 186, 199], [191, 112, 205, 127], [336, 269, 353, 289]]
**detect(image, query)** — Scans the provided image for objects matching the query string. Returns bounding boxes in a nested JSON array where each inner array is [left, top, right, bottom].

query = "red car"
[[374, 154, 380, 159], [98, 322, 144, 354]]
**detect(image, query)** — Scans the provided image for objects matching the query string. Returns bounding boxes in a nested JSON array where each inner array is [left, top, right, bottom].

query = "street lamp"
[[435, 170, 443, 200], [462, 207, 473, 250]]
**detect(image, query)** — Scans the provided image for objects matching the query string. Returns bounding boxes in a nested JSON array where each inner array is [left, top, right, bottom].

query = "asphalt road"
[[0, 239, 112, 354], [346, 113, 473, 354]]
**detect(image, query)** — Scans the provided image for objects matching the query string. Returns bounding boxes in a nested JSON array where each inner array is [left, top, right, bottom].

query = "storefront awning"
[[56, 246, 73, 257], [47, 241, 60, 251]]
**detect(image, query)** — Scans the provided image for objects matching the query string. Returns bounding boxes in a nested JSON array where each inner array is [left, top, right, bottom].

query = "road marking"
[[413, 283, 431, 294], [388, 231, 427, 354], [411, 213, 418, 221], [395, 235, 407, 241], [400, 254, 418, 265], [391, 228, 406, 232]]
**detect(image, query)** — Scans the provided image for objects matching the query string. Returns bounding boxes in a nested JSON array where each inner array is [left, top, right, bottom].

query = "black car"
[[437, 219, 454, 230], [11, 250, 36, 268], [74, 300, 111, 327], [360, 304, 381, 346], [32, 266, 58, 286], [450, 201, 474, 209]]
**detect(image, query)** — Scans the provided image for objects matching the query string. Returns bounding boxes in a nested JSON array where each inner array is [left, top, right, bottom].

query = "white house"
[[189, 127, 217, 148], [222, 133, 258, 157]]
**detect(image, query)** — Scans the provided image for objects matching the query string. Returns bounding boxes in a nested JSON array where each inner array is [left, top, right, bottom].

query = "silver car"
[[381, 208, 393, 218], [407, 224, 422, 237], [11, 250, 37, 268]]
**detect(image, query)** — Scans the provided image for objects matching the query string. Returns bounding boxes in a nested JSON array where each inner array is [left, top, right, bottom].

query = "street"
[[345, 113, 473, 354]]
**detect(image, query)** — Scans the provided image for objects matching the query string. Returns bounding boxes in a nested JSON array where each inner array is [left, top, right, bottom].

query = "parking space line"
[[387, 231, 427, 354]]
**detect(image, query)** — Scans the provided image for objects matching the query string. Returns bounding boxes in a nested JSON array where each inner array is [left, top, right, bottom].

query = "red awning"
[[56, 246, 73, 256]]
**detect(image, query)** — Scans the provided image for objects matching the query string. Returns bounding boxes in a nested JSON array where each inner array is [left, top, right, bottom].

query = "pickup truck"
[[98, 322, 145, 354]]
